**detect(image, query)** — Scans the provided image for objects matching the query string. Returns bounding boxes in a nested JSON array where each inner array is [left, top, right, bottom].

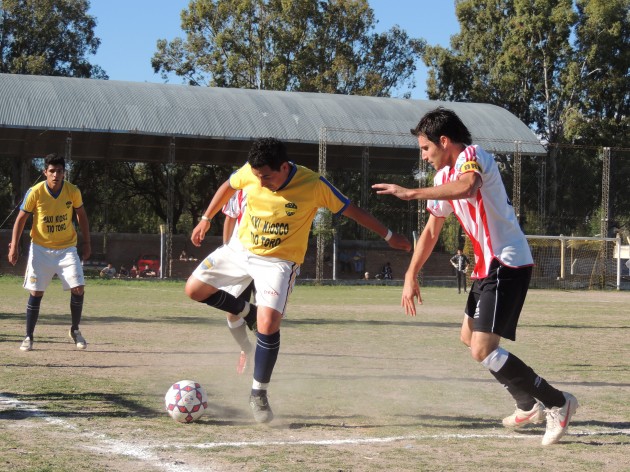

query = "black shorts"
[[464, 259, 532, 341]]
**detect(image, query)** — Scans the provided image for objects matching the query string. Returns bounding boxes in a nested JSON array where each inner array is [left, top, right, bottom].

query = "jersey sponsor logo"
[[262, 221, 289, 235], [285, 202, 297, 216], [460, 161, 481, 174]]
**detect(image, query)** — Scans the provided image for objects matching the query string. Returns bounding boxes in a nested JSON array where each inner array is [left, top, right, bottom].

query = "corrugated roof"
[[0, 73, 545, 158]]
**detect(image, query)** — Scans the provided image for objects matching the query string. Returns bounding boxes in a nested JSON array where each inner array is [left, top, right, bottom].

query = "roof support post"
[[316, 128, 328, 282], [512, 141, 522, 225], [164, 138, 176, 278]]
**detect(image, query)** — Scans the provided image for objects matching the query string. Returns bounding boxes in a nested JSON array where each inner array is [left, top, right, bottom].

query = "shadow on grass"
[[0, 391, 156, 420], [284, 318, 461, 328], [0, 311, 225, 326]]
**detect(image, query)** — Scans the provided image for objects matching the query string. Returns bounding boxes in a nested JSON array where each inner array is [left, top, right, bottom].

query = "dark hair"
[[44, 153, 65, 169], [410, 107, 472, 146], [247, 137, 288, 171]]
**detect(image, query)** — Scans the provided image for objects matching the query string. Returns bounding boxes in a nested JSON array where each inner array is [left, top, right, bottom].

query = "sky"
[[88, 1, 460, 100]]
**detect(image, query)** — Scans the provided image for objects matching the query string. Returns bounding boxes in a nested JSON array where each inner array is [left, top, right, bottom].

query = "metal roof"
[[0, 73, 546, 173]]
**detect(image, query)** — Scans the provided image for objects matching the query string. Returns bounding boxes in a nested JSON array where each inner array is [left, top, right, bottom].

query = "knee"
[[460, 332, 471, 347], [71, 286, 84, 296], [469, 343, 501, 364], [469, 346, 489, 363], [184, 278, 204, 301]]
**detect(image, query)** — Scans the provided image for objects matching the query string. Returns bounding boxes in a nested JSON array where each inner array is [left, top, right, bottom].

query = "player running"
[[373, 107, 577, 446], [186, 137, 411, 423], [8, 153, 91, 351]]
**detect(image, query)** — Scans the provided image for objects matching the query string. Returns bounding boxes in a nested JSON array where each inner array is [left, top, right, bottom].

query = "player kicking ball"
[[8, 153, 91, 351], [373, 107, 577, 446], [186, 137, 411, 423]]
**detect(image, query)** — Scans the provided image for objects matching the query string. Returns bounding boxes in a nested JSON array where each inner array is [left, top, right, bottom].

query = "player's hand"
[[7, 242, 18, 266], [387, 233, 412, 252], [372, 183, 415, 201], [191, 220, 210, 247], [401, 274, 422, 316]]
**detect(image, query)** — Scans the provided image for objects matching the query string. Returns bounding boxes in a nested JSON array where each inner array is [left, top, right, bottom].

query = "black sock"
[[490, 370, 537, 410], [252, 331, 280, 391], [496, 353, 566, 408], [70, 292, 84, 331], [25, 294, 43, 338], [202, 290, 247, 315]]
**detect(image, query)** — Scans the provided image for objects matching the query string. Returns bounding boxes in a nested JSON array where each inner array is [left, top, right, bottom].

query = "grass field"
[[1, 275, 629, 472]]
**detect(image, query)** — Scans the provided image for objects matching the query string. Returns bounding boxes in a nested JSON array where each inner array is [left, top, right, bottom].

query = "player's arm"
[[373, 172, 482, 202], [402, 214, 445, 317], [223, 215, 237, 245], [191, 180, 236, 247], [8, 210, 30, 266], [75, 205, 91, 261], [341, 203, 411, 251]]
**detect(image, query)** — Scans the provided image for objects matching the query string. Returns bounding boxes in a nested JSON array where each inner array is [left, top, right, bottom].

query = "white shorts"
[[192, 245, 300, 314], [23, 243, 85, 292]]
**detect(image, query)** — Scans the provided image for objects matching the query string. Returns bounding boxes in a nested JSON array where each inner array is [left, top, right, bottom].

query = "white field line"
[[185, 428, 630, 449], [2, 394, 628, 459], [0, 395, 215, 472]]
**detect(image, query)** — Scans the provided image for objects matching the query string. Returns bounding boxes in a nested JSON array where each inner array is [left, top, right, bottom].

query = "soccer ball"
[[164, 380, 208, 423]]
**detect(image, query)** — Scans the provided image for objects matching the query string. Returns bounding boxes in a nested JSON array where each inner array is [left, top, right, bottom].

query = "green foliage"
[[69, 160, 232, 234], [0, 0, 107, 78], [424, 0, 629, 237], [152, 0, 424, 97]]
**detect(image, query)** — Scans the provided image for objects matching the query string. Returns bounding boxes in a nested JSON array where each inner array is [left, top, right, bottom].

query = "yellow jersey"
[[20, 180, 84, 249], [229, 163, 349, 264]]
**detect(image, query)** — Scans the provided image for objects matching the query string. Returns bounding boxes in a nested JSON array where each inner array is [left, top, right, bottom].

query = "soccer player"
[[186, 137, 411, 423], [221, 189, 255, 374], [373, 107, 578, 446], [8, 153, 91, 351], [450, 249, 470, 294]]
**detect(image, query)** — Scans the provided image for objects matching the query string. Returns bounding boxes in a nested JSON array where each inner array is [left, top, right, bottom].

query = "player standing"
[[186, 137, 411, 423], [373, 107, 577, 446], [8, 153, 91, 351], [221, 189, 256, 374]]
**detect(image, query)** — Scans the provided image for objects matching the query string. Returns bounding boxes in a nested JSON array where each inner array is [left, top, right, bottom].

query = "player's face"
[[43, 164, 65, 191], [418, 135, 449, 171], [251, 162, 290, 191]]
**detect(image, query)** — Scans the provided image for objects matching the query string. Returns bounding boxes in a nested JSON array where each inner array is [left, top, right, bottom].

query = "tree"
[[424, 0, 576, 142], [70, 160, 233, 235], [0, 0, 108, 230], [422, 0, 630, 236], [152, 0, 424, 97], [0, 0, 107, 77], [562, 0, 630, 145]]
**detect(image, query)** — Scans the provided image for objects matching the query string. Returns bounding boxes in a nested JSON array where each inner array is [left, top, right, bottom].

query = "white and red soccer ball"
[[164, 380, 208, 423]]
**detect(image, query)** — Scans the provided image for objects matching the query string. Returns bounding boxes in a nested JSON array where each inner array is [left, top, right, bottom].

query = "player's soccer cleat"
[[244, 303, 258, 332], [249, 392, 274, 423], [502, 402, 544, 428], [69, 329, 87, 350], [237, 351, 248, 375], [541, 392, 578, 446], [20, 337, 33, 351]]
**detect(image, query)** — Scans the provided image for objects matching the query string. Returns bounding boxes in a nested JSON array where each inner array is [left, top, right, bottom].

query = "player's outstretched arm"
[[372, 183, 419, 201], [341, 203, 411, 251]]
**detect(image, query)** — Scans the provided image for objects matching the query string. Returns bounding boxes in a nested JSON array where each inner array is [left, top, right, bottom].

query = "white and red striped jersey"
[[427, 145, 533, 279], [222, 190, 247, 251]]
